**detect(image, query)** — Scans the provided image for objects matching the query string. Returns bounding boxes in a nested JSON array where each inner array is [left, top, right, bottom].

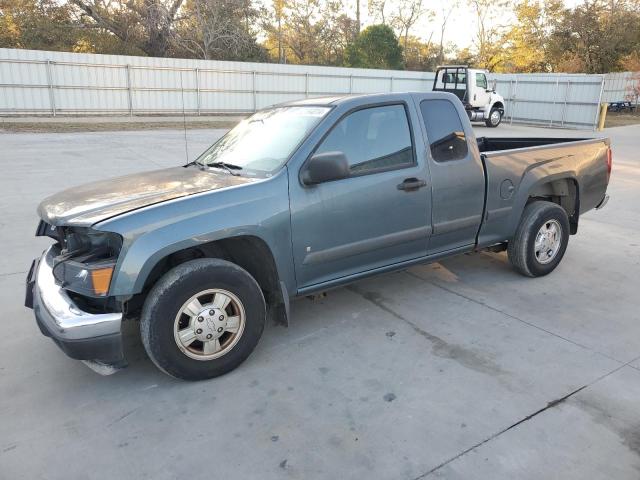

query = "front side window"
[[476, 73, 488, 89], [315, 104, 414, 175], [420, 99, 468, 162], [196, 106, 330, 174]]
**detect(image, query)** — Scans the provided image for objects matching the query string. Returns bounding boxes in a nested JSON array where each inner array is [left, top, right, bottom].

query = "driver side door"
[[472, 72, 491, 108], [288, 102, 432, 290]]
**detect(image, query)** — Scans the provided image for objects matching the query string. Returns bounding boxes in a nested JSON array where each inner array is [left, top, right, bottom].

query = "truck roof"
[[279, 92, 454, 108]]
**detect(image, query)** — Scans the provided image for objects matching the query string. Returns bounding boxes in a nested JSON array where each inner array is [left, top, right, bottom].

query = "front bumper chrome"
[[596, 194, 610, 210], [28, 246, 125, 365]]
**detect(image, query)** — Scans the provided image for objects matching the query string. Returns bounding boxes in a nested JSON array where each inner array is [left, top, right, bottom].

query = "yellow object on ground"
[[598, 103, 608, 131]]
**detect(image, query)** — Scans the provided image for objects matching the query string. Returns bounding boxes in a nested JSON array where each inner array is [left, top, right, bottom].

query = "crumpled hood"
[[38, 166, 256, 226]]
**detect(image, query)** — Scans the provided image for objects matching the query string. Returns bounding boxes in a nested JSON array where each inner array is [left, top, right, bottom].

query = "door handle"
[[397, 178, 427, 191]]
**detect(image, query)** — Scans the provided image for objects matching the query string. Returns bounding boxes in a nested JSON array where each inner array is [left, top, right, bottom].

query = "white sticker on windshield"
[[303, 107, 330, 117]]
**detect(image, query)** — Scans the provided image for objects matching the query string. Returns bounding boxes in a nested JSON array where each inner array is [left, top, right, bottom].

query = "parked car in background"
[[26, 92, 611, 380]]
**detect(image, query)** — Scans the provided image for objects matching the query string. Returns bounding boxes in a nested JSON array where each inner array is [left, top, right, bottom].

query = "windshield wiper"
[[207, 161, 243, 176]]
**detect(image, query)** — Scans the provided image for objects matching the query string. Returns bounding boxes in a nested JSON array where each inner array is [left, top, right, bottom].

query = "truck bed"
[[476, 136, 610, 249], [477, 137, 589, 153]]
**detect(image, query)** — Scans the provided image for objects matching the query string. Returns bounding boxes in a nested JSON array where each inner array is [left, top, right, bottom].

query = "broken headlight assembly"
[[45, 225, 123, 297]]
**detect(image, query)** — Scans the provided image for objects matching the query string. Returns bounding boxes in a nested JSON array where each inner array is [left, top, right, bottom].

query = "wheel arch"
[[526, 176, 580, 234], [491, 100, 505, 114], [125, 234, 290, 325]]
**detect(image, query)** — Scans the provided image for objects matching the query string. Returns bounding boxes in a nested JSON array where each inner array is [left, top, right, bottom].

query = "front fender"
[[94, 171, 295, 298]]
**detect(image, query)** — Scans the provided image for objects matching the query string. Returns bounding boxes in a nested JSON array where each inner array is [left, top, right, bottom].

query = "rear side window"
[[419, 100, 468, 162], [315, 104, 414, 175]]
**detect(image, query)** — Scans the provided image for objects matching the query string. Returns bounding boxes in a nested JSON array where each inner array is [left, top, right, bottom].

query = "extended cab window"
[[420, 99, 468, 162], [315, 104, 414, 175], [476, 73, 487, 89]]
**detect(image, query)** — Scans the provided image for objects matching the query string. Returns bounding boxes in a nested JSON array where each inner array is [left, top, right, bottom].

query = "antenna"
[[179, 70, 189, 164]]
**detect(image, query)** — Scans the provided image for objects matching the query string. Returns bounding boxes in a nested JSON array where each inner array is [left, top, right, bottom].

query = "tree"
[[345, 24, 404, 69], [273, 0, 286, 62], [262, 0, 357, 65], [389, 0, 431, 55], [469, 0, 510, 71], [1, 0, 78, 50], [368, 0, 388, 24], [547, 0, 640, 73], [171, 0, 266, 60], [436, 0, 458, 65], [0, 0, 141, 54], [501, 0, 563, 72], [69, 0, 185, 57], [403, 35, 438, 71]]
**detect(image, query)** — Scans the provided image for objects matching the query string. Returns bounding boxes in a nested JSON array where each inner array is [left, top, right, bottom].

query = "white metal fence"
[[0, 48, 434, 116], [0, 48, 623, 129], [601, 71, 639, 103], [491, 73, 605, 129]]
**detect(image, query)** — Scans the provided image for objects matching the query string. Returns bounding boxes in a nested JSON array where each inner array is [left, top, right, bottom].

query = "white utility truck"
[[432, 65, 505, 127]]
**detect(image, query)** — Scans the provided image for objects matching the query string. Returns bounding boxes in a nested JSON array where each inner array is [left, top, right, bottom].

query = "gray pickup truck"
[[25, 92, 611, 380]]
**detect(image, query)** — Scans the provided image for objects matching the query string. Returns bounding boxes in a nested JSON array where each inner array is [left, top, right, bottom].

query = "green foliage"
[[262, 0, 358, 66], [546, 0, 640, 73], [1, 0, 82, 51], [345, 24, 404, 69], [500, 0, 563, 73], [500, 0, 640, 74]]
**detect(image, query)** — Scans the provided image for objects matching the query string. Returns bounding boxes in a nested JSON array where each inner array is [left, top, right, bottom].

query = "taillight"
[[607, 147, 612, 181]]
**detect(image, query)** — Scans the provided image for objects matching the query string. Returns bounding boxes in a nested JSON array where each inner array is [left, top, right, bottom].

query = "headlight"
[[49, 228, 122, 297], [53, 258, 116, 297]]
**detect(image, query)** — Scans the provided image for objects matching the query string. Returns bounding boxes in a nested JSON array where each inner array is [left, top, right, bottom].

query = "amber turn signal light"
[[90, 267, 114, 296]]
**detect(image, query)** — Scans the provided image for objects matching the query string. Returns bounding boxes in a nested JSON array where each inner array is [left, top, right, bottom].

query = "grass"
[[605, 111, 640, 128]]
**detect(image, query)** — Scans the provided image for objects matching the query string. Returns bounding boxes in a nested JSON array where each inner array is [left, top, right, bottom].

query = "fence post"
[[349, 75, 353, 94], [390, 76, 394, 92], [593, 76, 606, 131], [510, 78, 518, 125], [125, 65, 133, 116], [305, 73, 309, 98], [252, 71, 257, 112], [561, 80, 571, 127], [550, 78, 559, 127], [45, 60, 56, 117], [195, 68, 201, 116]]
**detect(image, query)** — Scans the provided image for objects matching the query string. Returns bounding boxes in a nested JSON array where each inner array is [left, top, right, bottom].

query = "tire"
[[485, 106, 502, 127], [507, 201, 570, 277], [140, 258, 266, 381]]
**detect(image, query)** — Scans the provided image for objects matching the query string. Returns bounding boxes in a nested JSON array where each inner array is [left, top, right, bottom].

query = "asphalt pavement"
[[1, 122, 639, 479]]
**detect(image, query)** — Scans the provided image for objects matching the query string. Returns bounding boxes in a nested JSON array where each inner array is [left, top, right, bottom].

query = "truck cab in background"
[[432, 65, 505, 127]]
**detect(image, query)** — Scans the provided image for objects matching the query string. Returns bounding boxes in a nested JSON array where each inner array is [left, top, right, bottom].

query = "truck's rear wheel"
[[507, 201, 570, 277], [140, 259, 265, 381], [485, 107, 502, 127]]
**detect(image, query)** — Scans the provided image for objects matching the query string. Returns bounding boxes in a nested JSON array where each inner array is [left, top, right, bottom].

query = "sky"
[[349, 0, 586, 51]]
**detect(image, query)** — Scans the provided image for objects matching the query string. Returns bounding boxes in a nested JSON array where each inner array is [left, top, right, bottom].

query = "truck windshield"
[[196, 106, 330, 174]]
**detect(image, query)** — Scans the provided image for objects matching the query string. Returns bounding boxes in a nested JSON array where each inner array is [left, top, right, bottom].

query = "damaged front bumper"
[[596, 194, 610, 210], [25, 246, 126, 370]]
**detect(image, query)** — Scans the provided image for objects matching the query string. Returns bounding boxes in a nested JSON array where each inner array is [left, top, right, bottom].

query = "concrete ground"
[[1, 122, 639, 479]]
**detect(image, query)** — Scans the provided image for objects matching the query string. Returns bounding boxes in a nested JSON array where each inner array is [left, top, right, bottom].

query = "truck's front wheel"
[[507, 201, 570, 277], [485, 107, 502, 127], [140, 259, 266, 380]]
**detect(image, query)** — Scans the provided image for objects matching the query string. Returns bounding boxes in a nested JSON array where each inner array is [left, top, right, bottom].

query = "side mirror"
[[491, 79, 497, 92], [301, 151, 350, 185]]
